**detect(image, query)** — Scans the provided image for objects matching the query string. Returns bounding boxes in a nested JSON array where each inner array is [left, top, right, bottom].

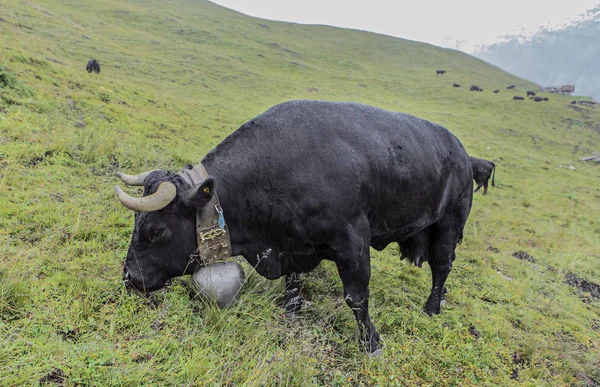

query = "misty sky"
[[210, 0, 599, 52]]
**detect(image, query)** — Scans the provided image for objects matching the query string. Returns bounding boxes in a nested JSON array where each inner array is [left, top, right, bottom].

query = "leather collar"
[[179, 163, 232, 266]]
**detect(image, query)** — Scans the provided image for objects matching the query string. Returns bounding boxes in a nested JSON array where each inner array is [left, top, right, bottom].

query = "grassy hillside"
[[1, 0, 599, 385]]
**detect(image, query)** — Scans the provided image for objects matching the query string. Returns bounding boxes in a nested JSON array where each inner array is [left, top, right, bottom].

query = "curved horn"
[[115, 182, 177, 212], [116, 170, 161, 186]]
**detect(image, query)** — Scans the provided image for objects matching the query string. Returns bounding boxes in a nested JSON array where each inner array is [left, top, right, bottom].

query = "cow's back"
[[204, 100, 472, 253]]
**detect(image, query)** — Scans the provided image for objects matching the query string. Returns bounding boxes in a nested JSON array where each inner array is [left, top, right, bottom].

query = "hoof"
[[424, 302, 441, 316], [282, 300, 302, 316], [368, 346, 384, 357]]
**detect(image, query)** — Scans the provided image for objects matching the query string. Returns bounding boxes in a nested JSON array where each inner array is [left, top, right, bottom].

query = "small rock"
[[486, 146, 491, 150], [568, 165, 576, 171]]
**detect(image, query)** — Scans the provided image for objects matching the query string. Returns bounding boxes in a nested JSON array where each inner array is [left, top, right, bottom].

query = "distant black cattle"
[[453, 82, 460, 87], [470, 85, 481, 91], [86, 59, 100, 74], [533, 96, 548, 102], [513, 96, 524, 100], [507, 85, 515, 89], [470, 156, 495, 195], [527, 91, 536, 97], [436, 70, 447, 75], [570, 100, 577, 104], [493, 90, 499, 93]]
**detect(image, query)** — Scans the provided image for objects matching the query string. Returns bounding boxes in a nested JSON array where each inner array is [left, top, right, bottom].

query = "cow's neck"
[[179, 163, 232, 265]]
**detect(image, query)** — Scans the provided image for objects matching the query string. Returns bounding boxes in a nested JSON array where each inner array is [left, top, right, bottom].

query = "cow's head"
[[115, 168, 215, 292]]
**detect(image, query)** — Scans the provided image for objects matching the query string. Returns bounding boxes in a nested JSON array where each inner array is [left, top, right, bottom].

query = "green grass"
[[1, 0, 600, 385]]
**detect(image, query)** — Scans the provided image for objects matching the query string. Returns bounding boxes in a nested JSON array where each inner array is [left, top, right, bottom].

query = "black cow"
[[436, 70, 447, 75], [86, 59, 100, 74], [493, 90, 499, 93], [453, 82, 460, 87], [533, 96, 548, 102], [470, 156, 495, 195], [114, 100, 473, 354], [507, 85, 515, 89], [470, 85, 481, 91], [527, 91, 536, 97], [513, 96, 524, 100]]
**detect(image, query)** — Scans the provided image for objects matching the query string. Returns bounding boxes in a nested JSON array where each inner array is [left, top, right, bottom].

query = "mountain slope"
[[1, 0, 599, 386], [476, 6, 600, 101]]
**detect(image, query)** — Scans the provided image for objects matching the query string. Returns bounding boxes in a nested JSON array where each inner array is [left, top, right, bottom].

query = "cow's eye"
[[150, 228, 165, 242]]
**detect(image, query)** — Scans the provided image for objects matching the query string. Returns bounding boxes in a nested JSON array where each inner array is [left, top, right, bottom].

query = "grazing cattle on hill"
[[493, 90, 499, 93], [114, 100, 473, 355], [527, 91, 536, 97], [86, 59, 100, 74], [513, 96, 524, 100], [470, 156, 495, 195], [470, 85, 481, 91], [533, 96, 548, 102], [436, 70, 447, 75], [571, 100, 577, 104], [453, 82, 460, 87], [507, 85, 515, 89]]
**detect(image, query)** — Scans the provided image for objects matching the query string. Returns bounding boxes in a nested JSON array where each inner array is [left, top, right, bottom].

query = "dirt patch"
[[487, 245, 500, 253], [565, 273, 600, 300], [568, 104, 585, 112], [468, 325, 480, 339], [132, 352, 153, 363], [57, 329, 78, 342], [40, 368, 65, 386], [24, 150, 53, 167], [512, 250, 535, 263], [306, 88, 318, 93]]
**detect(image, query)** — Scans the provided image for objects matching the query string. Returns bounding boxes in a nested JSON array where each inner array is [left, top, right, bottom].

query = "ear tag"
[[203, 187, 210, 193], [215, 204, 226, 229]]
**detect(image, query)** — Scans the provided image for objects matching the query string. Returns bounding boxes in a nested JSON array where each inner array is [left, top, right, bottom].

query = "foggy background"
[[475, 6, 600, 100]]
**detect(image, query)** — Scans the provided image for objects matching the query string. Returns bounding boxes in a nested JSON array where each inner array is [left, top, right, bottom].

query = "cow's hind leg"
[[282, 272, 302, 315], [483, 180, 489, 195], [333, 217, 382, 354], [424, 218, 461, 316]]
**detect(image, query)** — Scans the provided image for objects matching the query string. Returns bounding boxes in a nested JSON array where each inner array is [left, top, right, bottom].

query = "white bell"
[[190, 261, 245, 308]]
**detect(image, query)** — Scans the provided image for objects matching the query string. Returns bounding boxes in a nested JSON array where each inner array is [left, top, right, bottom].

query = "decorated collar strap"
[[179, 164, 232, 266]]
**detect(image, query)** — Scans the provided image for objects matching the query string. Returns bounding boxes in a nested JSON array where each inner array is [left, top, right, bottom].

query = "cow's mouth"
[[123, 270, 171, 293]]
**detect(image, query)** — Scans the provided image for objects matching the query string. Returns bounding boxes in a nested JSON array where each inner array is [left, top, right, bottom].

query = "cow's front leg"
[[282, 272, 302, 315]]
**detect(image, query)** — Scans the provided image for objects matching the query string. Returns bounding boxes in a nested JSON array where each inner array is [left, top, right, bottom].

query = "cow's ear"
[[183, 178, 215, 209]]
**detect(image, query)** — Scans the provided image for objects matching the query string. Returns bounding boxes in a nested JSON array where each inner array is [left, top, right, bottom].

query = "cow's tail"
[[491, 163, 496, 187]]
